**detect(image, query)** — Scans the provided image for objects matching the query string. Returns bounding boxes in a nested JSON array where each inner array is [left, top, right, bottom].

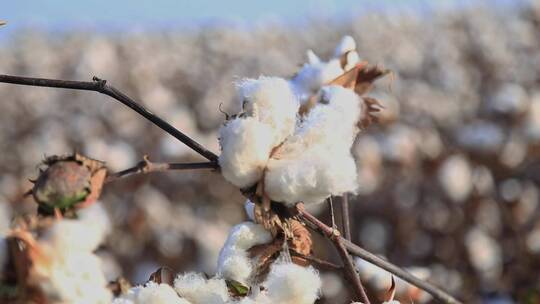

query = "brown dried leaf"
[[248, 237, 284, 281], [328, 61, 367, 89], [148, 267, 175, 286], [287, 219, 312, 257], [355, 65, 391, 96]]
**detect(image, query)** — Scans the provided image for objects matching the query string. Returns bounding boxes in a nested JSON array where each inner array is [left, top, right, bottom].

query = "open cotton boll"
[[35, 250, 112, 304], [264, 263, 321, 304], [44, 202, 111, 252], [114, 282, 190, 304], [217, 222, 273, 284], [237, 76, 299, 145], [174, 272, 229, 304], [218, 117, 275, 188], [264, 86, 362, 205], [265, 149, 358, 205]]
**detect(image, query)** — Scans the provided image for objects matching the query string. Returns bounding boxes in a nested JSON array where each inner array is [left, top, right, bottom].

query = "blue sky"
[[0, 0, 526, 35]]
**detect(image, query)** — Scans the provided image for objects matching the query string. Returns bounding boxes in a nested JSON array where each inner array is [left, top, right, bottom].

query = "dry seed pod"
[[31, 153, 106, 215]]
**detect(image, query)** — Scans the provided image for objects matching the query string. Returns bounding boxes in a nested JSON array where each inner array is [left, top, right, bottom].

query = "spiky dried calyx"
[[31, 153, 106, 215]]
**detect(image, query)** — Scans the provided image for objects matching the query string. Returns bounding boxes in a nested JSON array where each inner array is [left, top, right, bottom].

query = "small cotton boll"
[[237, 77, 299, 145], [244, 200, 255, 221], [174, 272, 229, 304], [218, 117, 275, 188], [217, 222, 273, 284], [334, 35, 357, 57], [264, 263, 321, 304], [217, 248, 252, 284], [116, 282, 190, 304]]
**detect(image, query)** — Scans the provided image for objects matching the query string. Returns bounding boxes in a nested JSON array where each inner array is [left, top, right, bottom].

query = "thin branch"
[[0, 74, 219, 162], [289, 250, 343, 271], [296, 203, 463, 304], [296, 203, 370, 304], [341, 194, 351, 241], [106, 155, 218, 183]]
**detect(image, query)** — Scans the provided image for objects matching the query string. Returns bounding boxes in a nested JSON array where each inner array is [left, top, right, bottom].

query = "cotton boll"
[[265, 149, 358, 205], [217, 222, 272, 284], [36, 250, 112, 304], [115, 282, 190, 304], [174, 272, 229, 304], [264, 263, 321, 304], [237, 76, 299, 145], [218, 117, 275, 188], [264, 86, 362, 205]]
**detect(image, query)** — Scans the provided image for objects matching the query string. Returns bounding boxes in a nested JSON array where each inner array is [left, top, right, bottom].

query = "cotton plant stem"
[[106, 155, 218, 183], [0, 74, 219, 162], [296, 203, 463, 304], [341, 194, 352, 240], [296, 203, 370, 303]]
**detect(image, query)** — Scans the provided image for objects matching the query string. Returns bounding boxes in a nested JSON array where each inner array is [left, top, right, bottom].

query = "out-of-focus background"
[[1, 0, 540, 303]]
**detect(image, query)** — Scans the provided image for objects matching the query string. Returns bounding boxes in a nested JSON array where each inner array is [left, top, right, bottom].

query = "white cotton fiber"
[[114, 282, 190, 304], [217, 222, 272, 284], [264, 86, 362, 205], [218, 117, 275, 188], [237, 76, 299, 146], [291, 59, 344, 104], [263, 263, 321, 304], [174, 272, 229, 304], [291, 36, 360, 104], [44, 202, 111, 252], [30, 202, 113, 304], [244, 200, 256, 221]]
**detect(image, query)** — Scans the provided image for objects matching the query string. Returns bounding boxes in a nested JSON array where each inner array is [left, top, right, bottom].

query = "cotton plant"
[[8, 203, 113, 304]]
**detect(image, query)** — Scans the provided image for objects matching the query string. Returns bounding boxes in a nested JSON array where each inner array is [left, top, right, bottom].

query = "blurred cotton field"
[[1, 2, 540, 303]]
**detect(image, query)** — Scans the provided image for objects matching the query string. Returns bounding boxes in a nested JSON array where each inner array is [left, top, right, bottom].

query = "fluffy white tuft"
[[237, 76, 299, 146], [218, 117, 275, 188], [264, 86, 362, 205], [217, 222, 272, 285], [31, 202, 112, 303], [114, 282, 190, 304], [264, 263, 321, 304], [174, 272, 229, 304]]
